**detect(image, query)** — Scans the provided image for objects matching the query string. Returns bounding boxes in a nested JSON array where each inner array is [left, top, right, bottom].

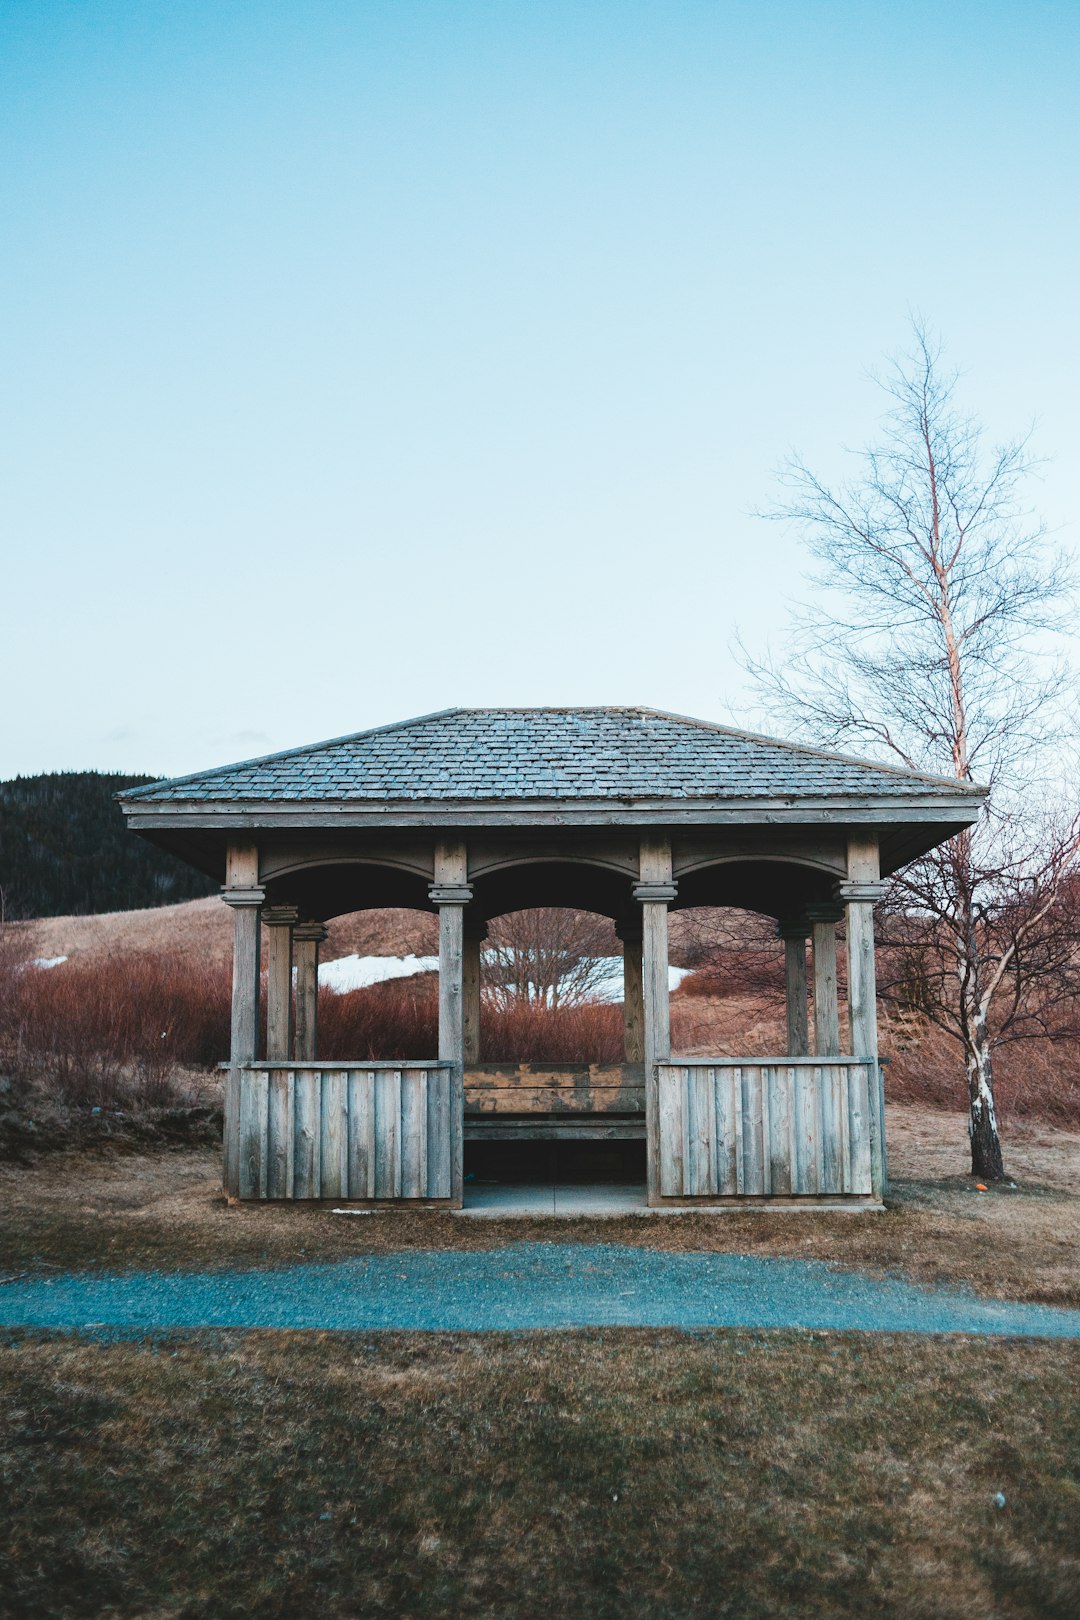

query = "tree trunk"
[[958, 881, 1006, 1183], [966, 1012, 1005, 1182]]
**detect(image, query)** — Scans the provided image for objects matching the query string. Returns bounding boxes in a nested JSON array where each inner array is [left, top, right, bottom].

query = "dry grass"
[[1, 1329, 1078, 1619], [3, 1106, 1079, 1307], [17, 899, 441, 972]]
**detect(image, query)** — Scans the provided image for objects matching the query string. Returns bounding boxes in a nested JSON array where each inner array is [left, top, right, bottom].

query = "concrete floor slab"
[[461, 1181, 646, 1217]]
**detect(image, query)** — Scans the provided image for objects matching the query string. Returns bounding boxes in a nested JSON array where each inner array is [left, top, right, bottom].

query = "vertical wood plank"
[[238, 1068, 268, 1201], [767, 1065, 793, 1194], [374, 1067, 402, 1199], [267, 1067, 294, 1199], [686, 1065, 714, 1196], [427, 1066, 452, 1198], [449, 1060, 464, 1205], [347, 1069, 376, 1199], [400, 1068, 428, 1199], [713, 1066, 738, 1195], [740, 1066, 765, 1195], [293, 1068, 320, 1199], [793, 1064, 820, 1195], [319, 1070, 348, 1199], [848, 1062, 874, 1194], [819, 1064, 844, 1192], [657, 1063, 683, 1197], [732, 1068, 745, 1192]]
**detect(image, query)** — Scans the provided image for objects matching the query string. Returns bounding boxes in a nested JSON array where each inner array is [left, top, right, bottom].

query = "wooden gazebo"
[[119, 707, 982, 1210]]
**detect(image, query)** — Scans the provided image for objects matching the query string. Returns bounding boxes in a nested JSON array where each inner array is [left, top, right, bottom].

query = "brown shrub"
[[317, 976, 439, 1060], [479, 998, 623, 1063], [883, 1015, 1080, 1128], [0, 945, 230, 1108]]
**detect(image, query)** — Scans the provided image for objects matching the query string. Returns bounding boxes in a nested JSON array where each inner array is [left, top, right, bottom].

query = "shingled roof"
[[120, 707, 980, 807]]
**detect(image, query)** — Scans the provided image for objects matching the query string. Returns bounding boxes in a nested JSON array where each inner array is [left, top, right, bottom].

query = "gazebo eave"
[[122, 792, 984, 831]]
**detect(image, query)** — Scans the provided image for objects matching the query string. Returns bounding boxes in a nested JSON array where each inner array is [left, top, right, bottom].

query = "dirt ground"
[[2, 1104, 1078, 1306]]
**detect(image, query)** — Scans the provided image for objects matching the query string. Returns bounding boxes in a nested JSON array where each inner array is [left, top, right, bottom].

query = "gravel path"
[[3, 1245, 1080, 1337]]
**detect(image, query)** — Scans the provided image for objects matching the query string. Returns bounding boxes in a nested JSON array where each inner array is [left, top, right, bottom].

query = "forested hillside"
[[0, 773, 216, 919]]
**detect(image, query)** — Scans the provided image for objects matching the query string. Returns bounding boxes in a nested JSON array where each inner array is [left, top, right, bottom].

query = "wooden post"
[[462, 920, 486, 1064], [222, 839, 262, 1198], [635, 835, 676, 1205], [841, 838, 888, 1201], [807, 903, 843, 1057], [615, 919, 645, 1063], [263, 905, 298, 1061], [430, 839, 471, 1206], [779, 919, 810, 1057], [293, 920, 328, 1063]]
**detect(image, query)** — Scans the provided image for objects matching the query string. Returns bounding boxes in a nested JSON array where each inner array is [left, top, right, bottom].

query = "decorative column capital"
[[614, 916, 643, 945], [836, 880, 889, 905], [632, 881, 678, 904], [777, 916, 811, 942], [221, 885, 265, 909], [428, 883, 473, 906], [805, 901, 845, 925], [292, 919, 329, 944], [463, 918, 488, 942], [262, 904, 299, 927]]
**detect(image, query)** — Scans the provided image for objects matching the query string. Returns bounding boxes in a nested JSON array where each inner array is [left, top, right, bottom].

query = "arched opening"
[[461, 900, 647, 1201]]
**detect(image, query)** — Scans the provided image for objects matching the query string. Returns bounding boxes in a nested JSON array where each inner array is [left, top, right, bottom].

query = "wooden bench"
[[463, 1063, 646, 1141]]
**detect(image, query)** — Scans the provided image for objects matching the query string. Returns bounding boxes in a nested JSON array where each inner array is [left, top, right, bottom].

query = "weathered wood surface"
[[464, 1120, 646, 1141], [846, 834, 886, 1201], [781, 926, 810, 1057], [810, 915, 841, 1056], [464, 1063, 645, 1115], [656, 1060, 875, 1199], [224, 878, 262, 1198], [238, 1063, 454, 1201]]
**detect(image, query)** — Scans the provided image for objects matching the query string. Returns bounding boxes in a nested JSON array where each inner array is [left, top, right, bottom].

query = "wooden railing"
[[237, 1062, 458, 1202], [656, 1059, 875, 1199]]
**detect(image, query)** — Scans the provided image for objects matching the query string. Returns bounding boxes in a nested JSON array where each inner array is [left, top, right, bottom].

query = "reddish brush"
[[4, 944, 1077, 1126], [318, 977, 624, 1064], [0, 948, 230, 1107], [883, 1015, 1080, 1128]]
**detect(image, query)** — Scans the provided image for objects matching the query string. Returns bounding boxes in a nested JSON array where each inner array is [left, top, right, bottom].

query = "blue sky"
[[2, 0, 1077, 777]]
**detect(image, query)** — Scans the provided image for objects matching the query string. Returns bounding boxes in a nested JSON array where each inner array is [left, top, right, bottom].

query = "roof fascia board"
[[121, 797, 984, 831]]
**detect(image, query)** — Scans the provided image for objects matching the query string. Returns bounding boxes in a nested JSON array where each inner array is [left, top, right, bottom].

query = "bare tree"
[[741, 322, 1078, 1180], [483, 908, 616, 1010]]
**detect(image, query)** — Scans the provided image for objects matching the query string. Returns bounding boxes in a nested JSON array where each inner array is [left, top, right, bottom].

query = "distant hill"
[[0, 772, 216, 920]]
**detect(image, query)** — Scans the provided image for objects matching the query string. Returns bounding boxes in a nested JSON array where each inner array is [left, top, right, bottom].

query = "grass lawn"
[[2, 1329, 1078, 1619], [2, 1105, 1078, 1616]]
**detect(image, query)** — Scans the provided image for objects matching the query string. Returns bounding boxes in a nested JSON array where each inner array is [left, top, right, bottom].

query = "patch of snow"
[[317, 952, 691, 1002], [318, 954, 438, 994], [31, 956, 68, 970], [580, 958, 691, 1003]]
